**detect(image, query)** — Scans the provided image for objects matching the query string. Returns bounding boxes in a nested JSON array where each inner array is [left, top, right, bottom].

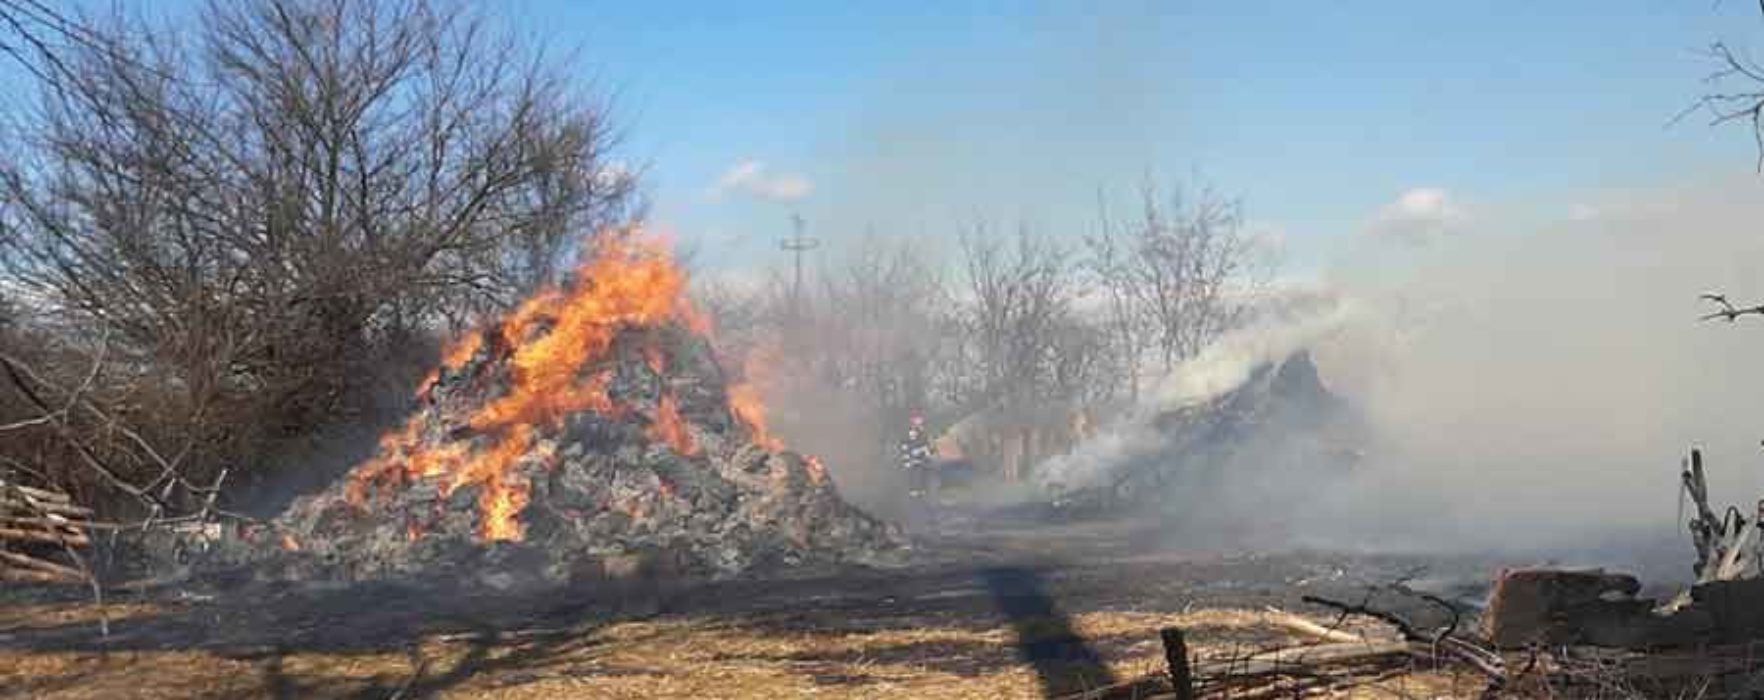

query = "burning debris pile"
[[218, 232, 899, 583], [1045, 351, 1364, 515]]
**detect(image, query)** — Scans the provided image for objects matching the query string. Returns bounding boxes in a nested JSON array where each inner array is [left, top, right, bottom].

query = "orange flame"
[[650, 392, 697, 455], [723, 341, 782, 450], [725, 380, 779, 451], [441, 331, 484, 368], [278, 533, 301, 552], [343, 229, 782, 542]]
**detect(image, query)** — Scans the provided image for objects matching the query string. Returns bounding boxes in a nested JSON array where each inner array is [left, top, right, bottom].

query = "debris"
[[1683, 448, 1764, 583], [0, 479, 89, 584], [195, 236, 902, 584]]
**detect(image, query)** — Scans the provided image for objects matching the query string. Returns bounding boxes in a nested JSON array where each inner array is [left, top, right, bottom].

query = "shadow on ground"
[[980, 566, 1117, 696]]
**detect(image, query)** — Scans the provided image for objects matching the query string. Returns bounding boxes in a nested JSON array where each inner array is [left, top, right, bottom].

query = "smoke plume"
[[1050, 178, 1764, 563]]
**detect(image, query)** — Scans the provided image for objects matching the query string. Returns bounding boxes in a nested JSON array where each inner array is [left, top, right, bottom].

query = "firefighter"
[[898, 411, 934, 498]]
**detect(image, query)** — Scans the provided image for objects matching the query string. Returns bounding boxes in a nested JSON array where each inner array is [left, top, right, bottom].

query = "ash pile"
[[206, 235, 901, 585]]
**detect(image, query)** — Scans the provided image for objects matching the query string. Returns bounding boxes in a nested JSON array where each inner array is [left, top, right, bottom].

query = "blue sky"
[[501, 0, 1759, 273], [36, 1, 1764, 273]]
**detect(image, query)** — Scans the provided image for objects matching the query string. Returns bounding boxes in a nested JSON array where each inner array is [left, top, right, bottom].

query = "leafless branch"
[[1699, 292, 1764, 322]]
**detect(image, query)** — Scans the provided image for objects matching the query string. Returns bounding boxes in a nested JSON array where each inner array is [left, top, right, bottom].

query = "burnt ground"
[[0, 508, 1528, 699]]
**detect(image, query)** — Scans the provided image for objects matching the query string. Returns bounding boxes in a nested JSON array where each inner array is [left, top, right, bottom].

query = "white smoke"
[[1041, 177, 1764, 560], [1036, 289, 1361, 492]]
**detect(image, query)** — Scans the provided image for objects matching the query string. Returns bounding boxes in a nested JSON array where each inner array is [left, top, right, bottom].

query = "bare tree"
[[0, 1, 111, 84], [0, 0, 632, 495], [1099, 183, 1265, 374], [816, 234, 947, 414], [1083, 191, 1152, 400], [959, 223, 1075, 406], [1685, 4, 1764, 168]]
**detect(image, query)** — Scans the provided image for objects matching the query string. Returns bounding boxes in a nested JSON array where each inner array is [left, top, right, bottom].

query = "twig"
[[1302, 593, 1506, 688]]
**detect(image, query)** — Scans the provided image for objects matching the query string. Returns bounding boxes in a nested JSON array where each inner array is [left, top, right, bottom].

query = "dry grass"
[[0, 601, 165, 631], [0, 603, 1489, 699]]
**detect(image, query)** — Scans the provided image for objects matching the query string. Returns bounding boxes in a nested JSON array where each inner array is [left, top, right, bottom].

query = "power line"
[[780, 213, 819, 318]]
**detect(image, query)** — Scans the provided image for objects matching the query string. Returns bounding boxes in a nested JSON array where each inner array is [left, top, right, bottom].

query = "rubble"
[[196, 234, 901, 585], [1071, 447, 1764, 698]]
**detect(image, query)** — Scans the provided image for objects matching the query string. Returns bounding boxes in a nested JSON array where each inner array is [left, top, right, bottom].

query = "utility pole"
[[780, 213, 819, 319]]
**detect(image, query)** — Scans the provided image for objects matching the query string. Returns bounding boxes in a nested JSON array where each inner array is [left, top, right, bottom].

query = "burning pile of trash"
[[216, 231, 900, 583]]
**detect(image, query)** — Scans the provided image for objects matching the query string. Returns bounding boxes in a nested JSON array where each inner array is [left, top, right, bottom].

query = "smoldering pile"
[[1040, 351, 1366, 519], [198, 235, 901, 585]]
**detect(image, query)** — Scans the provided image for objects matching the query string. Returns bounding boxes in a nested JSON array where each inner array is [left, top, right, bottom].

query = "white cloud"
[[710, 159, 813, 202], [1364, 187, 1467, 242]]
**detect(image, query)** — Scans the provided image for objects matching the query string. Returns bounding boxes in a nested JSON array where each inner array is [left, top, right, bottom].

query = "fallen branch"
[[1262, 606, 1374, 644], [1302, 592, 1506, 695]]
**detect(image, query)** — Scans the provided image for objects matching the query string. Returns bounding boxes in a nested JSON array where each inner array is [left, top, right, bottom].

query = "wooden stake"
[[1160, 626, 1196, 700]]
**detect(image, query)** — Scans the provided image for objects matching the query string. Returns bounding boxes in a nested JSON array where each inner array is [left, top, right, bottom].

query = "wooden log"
[[0, 495, 92, 518], [0, 549, 85, 580], [0, 525, 89, 547], [0, 515, 89, 531], [0, 480, 71, 503], [1195, 640, 1415, 680], [0, 567, 83, 584]]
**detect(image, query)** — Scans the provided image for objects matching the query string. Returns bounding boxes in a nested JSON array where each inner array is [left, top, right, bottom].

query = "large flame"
[[725, 343, 781, 451], [346, 230, 775, 541]]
